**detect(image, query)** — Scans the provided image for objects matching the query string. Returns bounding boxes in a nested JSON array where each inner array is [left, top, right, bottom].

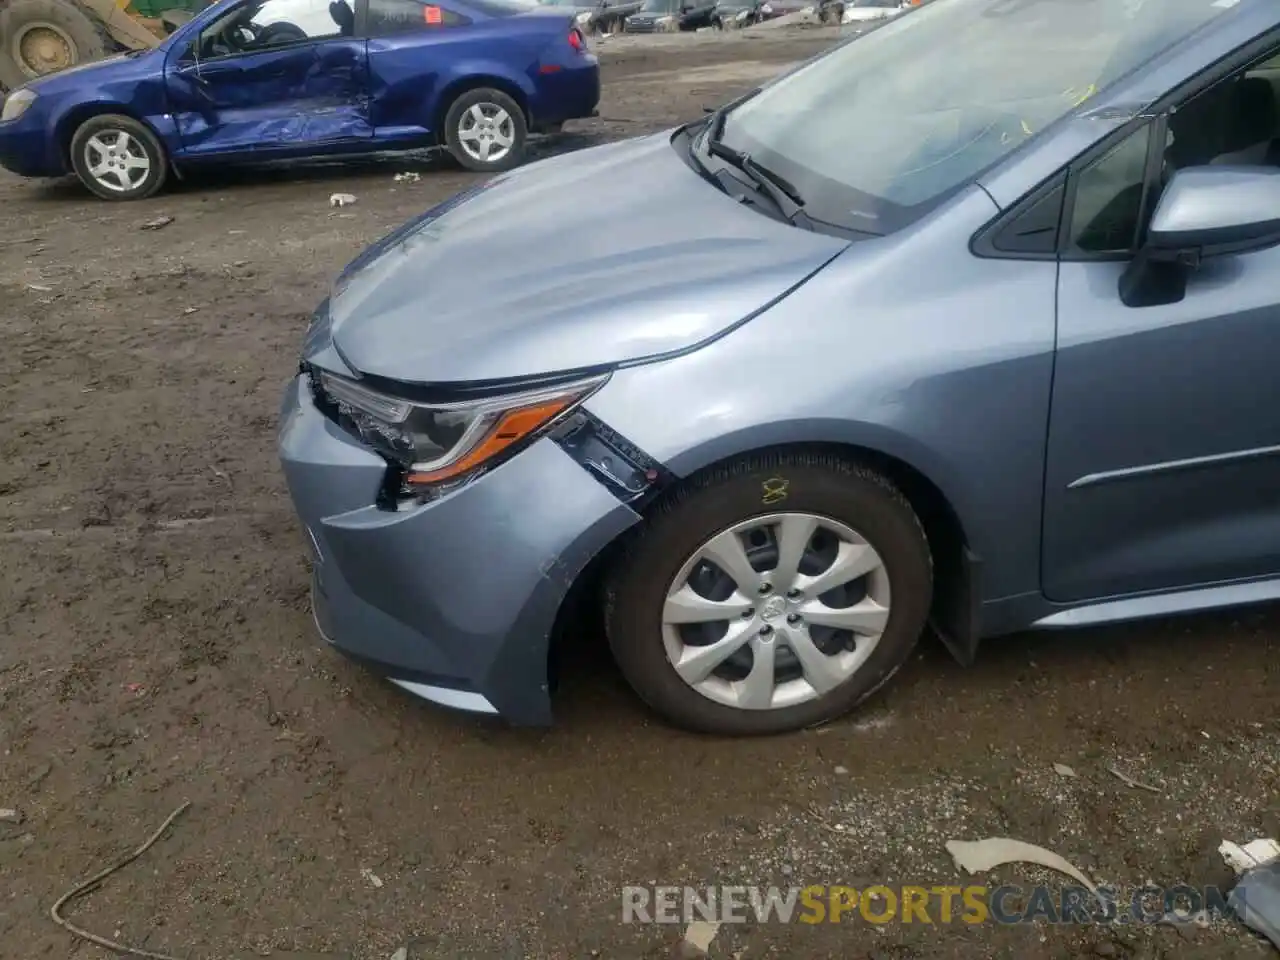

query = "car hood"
[[23, 52, 135, 92], [326, 134, 848, 385]]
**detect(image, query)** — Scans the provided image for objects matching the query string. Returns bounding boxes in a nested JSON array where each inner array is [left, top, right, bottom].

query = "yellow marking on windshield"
[[1072, 84, 1097, 106]]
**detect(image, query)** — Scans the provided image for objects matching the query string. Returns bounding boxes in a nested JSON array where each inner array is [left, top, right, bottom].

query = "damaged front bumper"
[[277, 374, 643, 724]]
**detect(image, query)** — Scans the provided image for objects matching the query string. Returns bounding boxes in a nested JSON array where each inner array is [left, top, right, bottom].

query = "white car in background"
[[841, 0, 908, 23]]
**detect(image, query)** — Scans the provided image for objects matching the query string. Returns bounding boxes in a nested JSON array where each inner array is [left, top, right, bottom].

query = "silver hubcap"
[[661, 513, 891, 711], [84, 130, 151, 193], [457, 102, 515, 164]]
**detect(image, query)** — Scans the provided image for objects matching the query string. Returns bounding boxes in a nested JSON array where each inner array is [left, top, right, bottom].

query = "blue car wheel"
[[69, 113, 168, 202], [443, 87, 529, 174]]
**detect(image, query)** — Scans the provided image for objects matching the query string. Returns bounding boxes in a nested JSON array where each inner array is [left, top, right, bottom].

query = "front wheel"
[[606, 454, 933, 736], [69, 114, 168, 201], [443, 88, 528, 173]]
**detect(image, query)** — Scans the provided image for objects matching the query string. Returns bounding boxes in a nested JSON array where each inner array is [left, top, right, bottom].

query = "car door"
[[165, 0, 372, 158], [1042, 59, 1280, 603]]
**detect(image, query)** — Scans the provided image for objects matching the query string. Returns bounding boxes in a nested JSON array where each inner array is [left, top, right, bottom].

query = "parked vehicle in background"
[[711, 0, 807, 29], [536, 0, 638, 33], [842, 0, 906, 21], [0, 0, 209, 91], [280, 0, 1280, 736], [624, 0, 714, 32], [0, 0, 600, 198]]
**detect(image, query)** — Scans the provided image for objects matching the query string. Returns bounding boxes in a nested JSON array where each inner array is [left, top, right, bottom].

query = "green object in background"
[[126, 0, 208, 20]]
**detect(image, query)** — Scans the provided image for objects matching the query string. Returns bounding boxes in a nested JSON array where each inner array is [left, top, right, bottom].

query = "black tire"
[[442, 87, 528, 173], [69, 114, 168, 201], [605, 452, 933, 736], [0, 0, 109, 89]]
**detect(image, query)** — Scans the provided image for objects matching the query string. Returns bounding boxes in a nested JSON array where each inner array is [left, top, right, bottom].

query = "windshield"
[[640, 0, 675, 12], [716, 0, 1235, 234]]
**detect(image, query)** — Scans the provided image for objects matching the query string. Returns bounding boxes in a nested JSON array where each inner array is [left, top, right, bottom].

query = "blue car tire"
[[604, 453, 933, 735], [69, 113, 168, 202], [443, 87, 528, 173]]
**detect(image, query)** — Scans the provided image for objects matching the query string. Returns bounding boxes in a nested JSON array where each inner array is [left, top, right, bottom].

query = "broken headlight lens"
[[317, 370, 608, 488]]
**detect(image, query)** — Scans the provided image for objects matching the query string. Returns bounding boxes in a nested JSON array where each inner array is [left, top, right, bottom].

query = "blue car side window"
[[366, 0, 471, 35]]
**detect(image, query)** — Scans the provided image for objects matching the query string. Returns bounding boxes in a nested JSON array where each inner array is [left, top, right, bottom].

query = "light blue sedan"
[[280, 0, 1280, 735]]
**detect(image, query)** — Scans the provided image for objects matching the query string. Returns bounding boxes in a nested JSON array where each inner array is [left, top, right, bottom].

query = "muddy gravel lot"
[[1, 26, 1278, 960]]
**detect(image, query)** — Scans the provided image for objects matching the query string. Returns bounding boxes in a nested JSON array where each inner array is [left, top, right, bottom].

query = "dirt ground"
[[1, 26, 1278, 960]]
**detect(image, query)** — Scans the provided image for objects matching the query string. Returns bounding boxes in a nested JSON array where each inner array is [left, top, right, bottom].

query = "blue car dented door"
[[164, 0, 373, 157]]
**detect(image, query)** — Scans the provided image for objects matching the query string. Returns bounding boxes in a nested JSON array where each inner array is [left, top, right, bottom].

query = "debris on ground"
[[393, 173, 421, 183], [682, 920, 719, 953], [0, 807, 21, 823], [1221, 838, 1280, 874], [360, 867, 383, 888], [1053, 763, 1078, 778], [50, 801, 191, 960], [946, 837, 1098, 895], [389, 948, 408, 960], [330, 193, 358, 207], [1107, 765, 1162, 793], [140, 216, 174, 231], [25, 283, 51, 292], [1222, 838, 1280, 949], [1230, 862, 1280, 949]]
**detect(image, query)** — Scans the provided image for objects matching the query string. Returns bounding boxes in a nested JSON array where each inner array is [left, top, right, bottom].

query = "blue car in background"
[[0, 0, 599, 199]]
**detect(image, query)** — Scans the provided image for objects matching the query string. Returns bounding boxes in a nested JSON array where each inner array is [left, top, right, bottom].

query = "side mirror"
[[1120, 165, 1280, 308]]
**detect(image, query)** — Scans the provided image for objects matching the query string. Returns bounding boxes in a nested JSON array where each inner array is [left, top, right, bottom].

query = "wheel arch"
[[431, 71, 534, 140], [548, 434, 984, 691]]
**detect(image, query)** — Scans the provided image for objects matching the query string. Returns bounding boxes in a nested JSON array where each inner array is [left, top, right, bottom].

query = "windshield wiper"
[[703, 111, 809, 223]]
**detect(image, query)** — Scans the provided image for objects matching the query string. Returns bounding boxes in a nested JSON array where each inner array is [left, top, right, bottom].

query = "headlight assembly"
[[1, 89, 36, 123], [315, 370, 608, 494]]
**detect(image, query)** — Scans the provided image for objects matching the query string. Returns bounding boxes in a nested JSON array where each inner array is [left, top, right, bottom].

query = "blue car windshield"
[[717, 0, 1237, 234]]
